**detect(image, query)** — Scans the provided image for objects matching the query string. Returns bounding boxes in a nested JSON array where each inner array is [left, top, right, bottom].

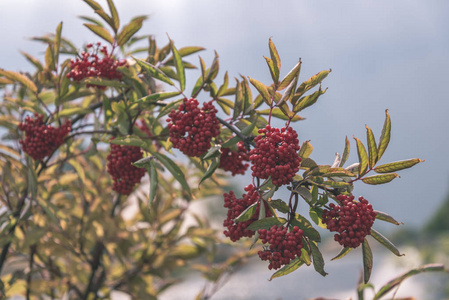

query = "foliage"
[[0, 0, 436, 298]]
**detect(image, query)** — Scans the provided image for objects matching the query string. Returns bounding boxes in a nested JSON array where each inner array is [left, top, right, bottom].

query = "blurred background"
[[1, 0, 448, 298]]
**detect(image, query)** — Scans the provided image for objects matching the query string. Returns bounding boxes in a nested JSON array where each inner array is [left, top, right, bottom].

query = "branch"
[[216, 116, 256, 148]]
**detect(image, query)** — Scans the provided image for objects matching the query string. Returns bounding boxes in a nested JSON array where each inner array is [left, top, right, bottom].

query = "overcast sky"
[[1, 0, 449, 231]]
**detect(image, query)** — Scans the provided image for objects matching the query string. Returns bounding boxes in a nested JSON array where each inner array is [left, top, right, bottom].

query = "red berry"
[[223, 184, 273, 242], [322, 195, 377, 248], [18, 114, 71, 160], [258, 225, 304, 270], [219, 141, 250, 176], [167, 98, 220, 157], [106, 140, 146, 195], [249, 125, 301, 186]]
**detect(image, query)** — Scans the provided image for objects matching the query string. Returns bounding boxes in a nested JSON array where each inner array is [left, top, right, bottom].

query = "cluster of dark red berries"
[[322, 194, 377, 248], [18, 113, 71, 160], [223, 184, 272, 242], [219, 141, 250, 176], [167, 98, 220, 157], [249, 125, 301, 186], [258, 225, 304, 270], [66, 43, 125, 89], [106, 141, 146, 195]]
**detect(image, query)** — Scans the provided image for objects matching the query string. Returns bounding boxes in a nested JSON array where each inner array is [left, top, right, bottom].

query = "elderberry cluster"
[[322, 195, 377, 248], [223, 184, 272, 242], [249, 125, 301, 186], [107, 141, 146, 195], [66, 43, 126, 89], [258, 225, 304, 270], [219, 141, 250, 176], [167, 98, 220, 157], [18, 113, 71, 160]]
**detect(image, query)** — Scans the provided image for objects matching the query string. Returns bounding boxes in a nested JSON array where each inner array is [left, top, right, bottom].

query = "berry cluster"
[[322, 195, 377, 248], [167, 98, 220, 157], [107, 141, 146, 195], [258, 225, 304, 270], [249, 125, 301, 186], [223, 184, 272, 242], [219, 141, 250, 176], [18, 114, 71, 160], [66, 43, 126, 89]]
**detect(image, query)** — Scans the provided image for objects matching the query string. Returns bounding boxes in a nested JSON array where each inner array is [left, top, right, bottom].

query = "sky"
[[1, 0, 449, 232]]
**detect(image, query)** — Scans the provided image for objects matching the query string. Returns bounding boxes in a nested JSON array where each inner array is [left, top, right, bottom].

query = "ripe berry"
[[322, 195, 377, 248], [223, 184, 272, 242], [249, 125, 301, 186], [167, 98, 220, 157], [106, 140, 146, 195], [258, 225, 304, 270], [18, 113, 71, 160], [66, 43, 125, 89], [219, 141, 250, 176]]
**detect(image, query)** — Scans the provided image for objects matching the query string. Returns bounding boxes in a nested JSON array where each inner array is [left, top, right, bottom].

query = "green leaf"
[[374, 210, 402, 225], [362, 238, 373, 283], [54, 22, 63, 65], [83, 23, 114, 44], [0, 69, 37, 93], [68, 159, 86, 185], [205, 51, 219, 83], [81, 77, 127, 88], [216, 71, 229, 97], [153, 153, 191, 197], [331, 247, 352, 261], [373, 264, 446, 300], [199, 157, 220, 186], [216, 97, 234, 116], [133, 57, 175, 86], [233, 79, 243, 120], [377, 110, 391, 162], [58, 107, 92, 117], [269, 199, 289, 214], [83, 0, 103, 11], [117, 16, 146, 46], [295, 69, 331, 97], [339, 136, 351, 167], [246, 217, 286, 231], [300, 157, 318, 170], [110, 135, 146, 147], [133, 91, 181, 104], [361, 173, 399, 185], [249, 77, 271, 106], [148, 161, 158, 205], [45, 45, 56, 71], [370, 228, 404, 257], [257, 108, 303, 121], [374, 158, 424, 173], [279, 60, 301, 91], [155, 98, 182, 121], [234, 202, 257, 223], [268, 38, 281, 84], [78, 15, 104, 27], [353, 136, 369, 177], [106, 0, 119, 32], [291, 214, 321, 242], [293, 186, 312, 202], [170, 41, 186, 91], [269, 257, 304, 281], [293, 87, 327, 113], [298, 141, 313, 159], [26, 157, 38, 198], [241, 76, 253, 114], [278, 74, 298, 105], [366, 126, 378, 169], [310, 242, 328, 276], [21, 51, 44, 72]]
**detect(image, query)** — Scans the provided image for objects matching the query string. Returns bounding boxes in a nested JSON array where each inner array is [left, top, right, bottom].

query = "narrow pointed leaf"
[[233, 79, 243, 120], [0, 69, 37, 93], [234, 202, 257, 223], [170, 42, 186, 91], [54, 22, 63, 65], [249, 77, 271, 105], [291, 214, 321, 242], [83, 23, 114, 44], [354, 136, 369, 176], [374, 210, 402, 225], [94, 9, 114, 29], [377, 110, 391, 162], [199, 158, 220, 186], [331, 247, 352, 261], [279, 60, 301, 90], [264, 57, 278, 85], [257, 108, 303, 121], [246, 217, 286, 231], [21, 52, 43, 72], [268, 38, 281, 83], [117, 17, 146, 47], [278, 75, 297, 105], [269, 257, 304, 281], [83, 0, 103, 11], [133, 91, 181, 104], [106, 0, 119, 32], [216, 71, 229, 97], [298, 141, 313, 159], [205, 51, 219, 83], [133, 57, 175, 86], [45, 44, 56, 71], [241, 76, 253, 114], [362, 173, 399, 185], [362, 238, 373, 283], [153, 153, 191, 197], [366, 126, 378, 168], [310, 242, 328, 276], [374, 158, 424, 173], [339, 136, 351, 167], [81, 77, 127, 88], [296, 69, 331, 97], [293, 87, 327, 113], [370, 228, 403, 257]]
